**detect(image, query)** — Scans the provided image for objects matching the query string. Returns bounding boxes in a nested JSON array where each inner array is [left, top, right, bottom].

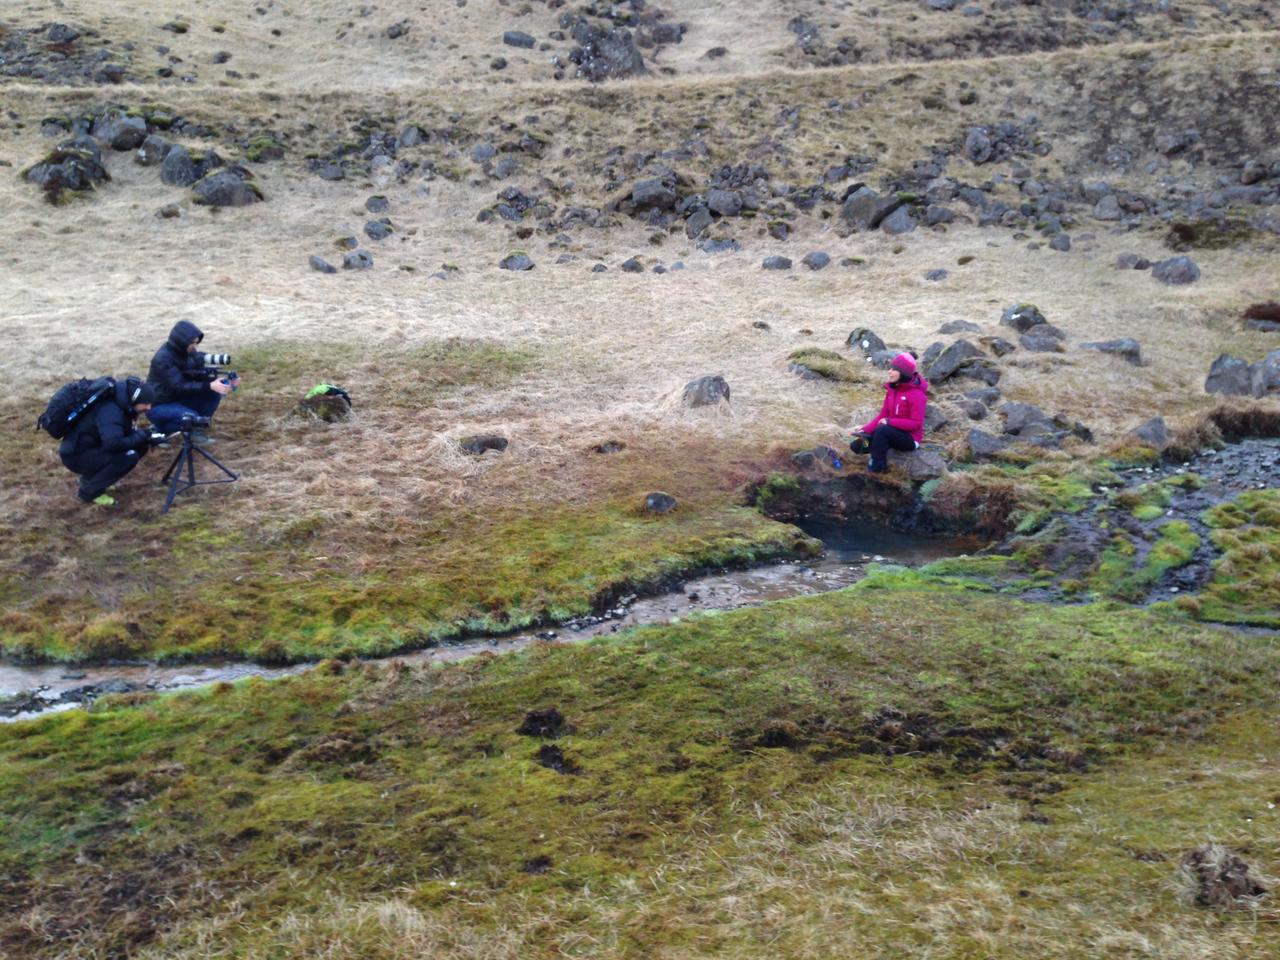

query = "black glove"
[[127, 428, 153, 450]]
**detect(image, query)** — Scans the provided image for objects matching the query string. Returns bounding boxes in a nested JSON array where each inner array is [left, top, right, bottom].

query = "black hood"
[[114, 377, 152, 411], [167, 320, 204, 352]]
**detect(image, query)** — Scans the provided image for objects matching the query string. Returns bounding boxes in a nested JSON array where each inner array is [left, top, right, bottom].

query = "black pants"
[[866, 424, 916, 471], [62, 446, 147, 500]]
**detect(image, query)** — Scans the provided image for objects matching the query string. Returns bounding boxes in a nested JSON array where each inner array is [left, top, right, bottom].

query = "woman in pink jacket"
[[853, 352, 928, 473]]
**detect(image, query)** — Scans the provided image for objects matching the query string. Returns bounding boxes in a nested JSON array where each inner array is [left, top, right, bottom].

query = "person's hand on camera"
[[211, 378, 233, 396]]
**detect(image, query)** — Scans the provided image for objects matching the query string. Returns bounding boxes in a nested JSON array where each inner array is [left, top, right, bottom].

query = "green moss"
[[244, 137, 286, 162], [1196, 489, 1280, 627], [787, 348, 862, 383], [2, 588, 1278, 957]]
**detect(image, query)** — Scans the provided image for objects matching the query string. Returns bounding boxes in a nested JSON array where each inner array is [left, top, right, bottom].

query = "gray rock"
[[499, 253, 534, 271], [801, 251, 830, 271], [503, 30, 536, 48], [699, 238, 741, 254], [317, 162, 345, 181], [954, 397, 988, 420], [1049, 234, 1071, 252], [762, 255, 792, 270], [192, 170, 262, 207], [841, 186, 903, 231], [707, 188, 742, 216], [1020, 331, 1064, 353], [460, 434, 508, 454], [161, 146, 198, 186], [964, 386, 1002, 406], [1152, 256, 1200, 285], [309, 255, 337, 274], [1000, 303, 1047, 333], [925, 340, 984, 382], [887, 447, 948, 482], [964, 128, 993, 164], [1081, 338, 1142, 365], [925, 204, 955, 226], [1251, 350, 1280, 398], [591, 263, 608, 273], [681, 375, 730, 407], [631, 178, 677, 211], [398, 125, 427, 148], [880, 205, 917, 235], [1130, 417, 1169, 449], [471, 143, 497, 163], [365, 195, 390, 213], [1001, 402, 1052, 436], [966, 428, 1011, 461], [621, 256, 643, 273], [685, 208, 713, 238], [92, 111, 147, 151], [156, 203, 181, 219], [980, 336, 1016, 357], [135, 134, 169, 166], [926, 269, 949, 281], [1094, 195, 1123, 220], [939, 320, 979, 334], [644, 492, 678, 514], [364, 218, 393, 240], [846, 328, 886, 357], [1116, 252, 1151, 270], [342, 250, 374, 270], [924, 406, 950, 434], [1246, 319, 1280, 333], [1204, 354, 1252, 395], [954, 358, 1001, 386]]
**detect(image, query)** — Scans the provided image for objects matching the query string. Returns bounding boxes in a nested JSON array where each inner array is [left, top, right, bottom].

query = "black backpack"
[[36, 376, 115, 439]]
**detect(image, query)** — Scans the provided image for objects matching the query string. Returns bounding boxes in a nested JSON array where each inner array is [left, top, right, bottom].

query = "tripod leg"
[[160, 446, 184, 483], [192, 444, 239, 480], [162, 445, 190, 513]]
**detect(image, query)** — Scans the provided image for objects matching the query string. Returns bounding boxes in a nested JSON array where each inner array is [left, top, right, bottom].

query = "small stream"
[[0, 524, 983, 723]]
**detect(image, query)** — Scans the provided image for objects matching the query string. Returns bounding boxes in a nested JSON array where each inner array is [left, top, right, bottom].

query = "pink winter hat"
[[890, 352, 917, 376]]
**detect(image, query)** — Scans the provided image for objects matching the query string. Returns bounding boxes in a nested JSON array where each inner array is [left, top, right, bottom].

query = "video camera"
[[179, 414, 212, 433]]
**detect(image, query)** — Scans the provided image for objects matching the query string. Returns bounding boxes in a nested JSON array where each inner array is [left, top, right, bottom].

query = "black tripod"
[[160, 429, 238, 513]]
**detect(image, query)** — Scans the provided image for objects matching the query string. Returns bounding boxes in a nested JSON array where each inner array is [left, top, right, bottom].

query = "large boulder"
[[631, 178, 677, 211], [1001, 402, 1053, 436], [1130, 417, 1169, 450], [965, 428, 1011, 461], [192, 169, 262, 207], [1250, 350, 1280, 398], [91, 110, 147, 151], [924, 339, 984, 382], [499, 252, 535, 271], [162, 146, 224, 187], [568, 22, 648, 81], [24, 136, 109, 202], [1081, 337, 1142, 365], [1204, 355, 1252, 395], [1152, 256, 1200, 285], [840, 186, 903, 231], [706, 188, 742, 216], [880, 205, 917, 235], [846, 327, 886, 357], [681, 375, 730, 407], [887, 446, 947, 481]]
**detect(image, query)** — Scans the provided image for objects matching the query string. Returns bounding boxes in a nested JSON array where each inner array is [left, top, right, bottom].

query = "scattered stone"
[[1179, 845, 1269, 910], [1000, 303, 1047, 333], [707, 188, 743, 217], [926, 269, 949, 281], [135, 134, 169, 167], [1001, 402, 1053, 436], [953, 396, 988, 420], [192, 169, 262, 207], [1049, 234, 1071, 252], [591, 263, 607, 273], [1020, 330, 1065, 353], [1152, 256, 1201, 285], [980, 336, 1016, 357], [1093, 194, 1123, 220], [1130, 417, 1169, 450], [1246, 319, 1280, 333], [966, 428, 1011, 461], [964, 386, 1002, 406], [621, 256, 643, 273], [699, 238, 741, 254], [1081, 338, 1142, 366], [801, 251, 830, 271], [91, 110, 147, 151], [880, 206, 917, 235], [317, 162, 345, 181], [162, 145, 223, 187], [503, 30, 536, 48], [500, 253, 535, 271], [644, 492, 678, 514], [681, 375, 730, 407], [342, 250, 374, 270], [1204, 355, 1252, 395], [566, 20, 647, 82], [762, 255, 792, 270], [459, 434, 508, 455], [593, 440, 625, 454], [156, 203, 181, 219], [939, 320, 979, 334], [309, 255, 337, 274], [1116, 252, 1151, 270], [926, 204, 955, 226], [365, 195, 390, 213], [364, 218, 393, 240]]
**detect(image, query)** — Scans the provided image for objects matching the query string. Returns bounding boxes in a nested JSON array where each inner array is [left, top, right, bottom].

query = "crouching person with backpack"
[[59, 378, 156, 506]]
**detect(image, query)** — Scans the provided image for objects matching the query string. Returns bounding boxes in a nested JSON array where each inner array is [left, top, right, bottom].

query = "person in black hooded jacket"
[[146, 319, 238, 435], [60, 377, 156, 506]]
